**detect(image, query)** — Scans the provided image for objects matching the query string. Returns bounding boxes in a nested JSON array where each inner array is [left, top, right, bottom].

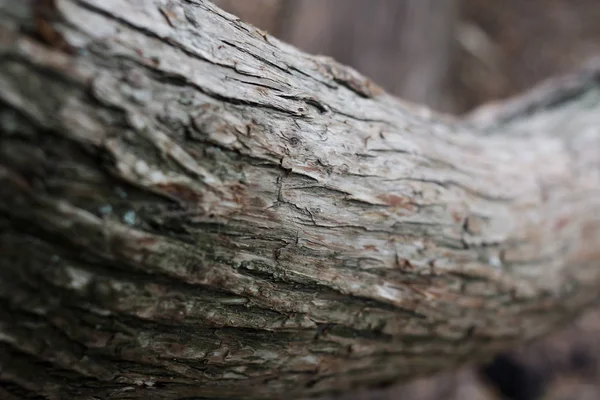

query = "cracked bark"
[[215, 0, 457, 111], [0, 1, 599, 399]]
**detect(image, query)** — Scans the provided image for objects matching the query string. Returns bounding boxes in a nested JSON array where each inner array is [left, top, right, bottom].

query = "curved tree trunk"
[[0, 1, 599, 399], [215, 0, 458, 111]]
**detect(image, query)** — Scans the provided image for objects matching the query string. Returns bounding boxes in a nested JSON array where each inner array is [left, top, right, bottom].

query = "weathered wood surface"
[[215, 0, 458, 111], [0, 1, 599, 399]]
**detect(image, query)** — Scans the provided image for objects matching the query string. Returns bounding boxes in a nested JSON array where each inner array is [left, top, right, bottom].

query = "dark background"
[[214, 1, 600, 399]]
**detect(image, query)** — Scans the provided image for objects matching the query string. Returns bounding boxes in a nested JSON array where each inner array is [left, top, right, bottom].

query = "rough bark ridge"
[[216, 0, 458, 110], [0, 1, 599, 399]]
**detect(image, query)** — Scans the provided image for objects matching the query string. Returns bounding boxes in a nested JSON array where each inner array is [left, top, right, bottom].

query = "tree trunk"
[[215, 0, 458, 111], [0, 1, 599, 399]]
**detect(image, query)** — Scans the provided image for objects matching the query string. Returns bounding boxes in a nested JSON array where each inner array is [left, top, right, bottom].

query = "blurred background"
[[213, 1, 600, 399]]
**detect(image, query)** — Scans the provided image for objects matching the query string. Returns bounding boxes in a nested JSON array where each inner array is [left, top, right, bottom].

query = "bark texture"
[[215, 0, 458, 111], [0, 1, 599, 399]]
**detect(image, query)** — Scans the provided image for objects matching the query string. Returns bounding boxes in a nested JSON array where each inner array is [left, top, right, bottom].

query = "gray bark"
[[216, 0, 458, 111], [0, 1, 599, 399]]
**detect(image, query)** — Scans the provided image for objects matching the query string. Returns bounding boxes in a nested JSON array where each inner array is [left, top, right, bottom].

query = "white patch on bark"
[[375, 283, 403, 302], [66, 266, 93, 290]]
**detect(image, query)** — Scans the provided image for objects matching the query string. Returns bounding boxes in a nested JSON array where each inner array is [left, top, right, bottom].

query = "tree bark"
[[215, 0, 458, 111], [0, 1, 599, 399]]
